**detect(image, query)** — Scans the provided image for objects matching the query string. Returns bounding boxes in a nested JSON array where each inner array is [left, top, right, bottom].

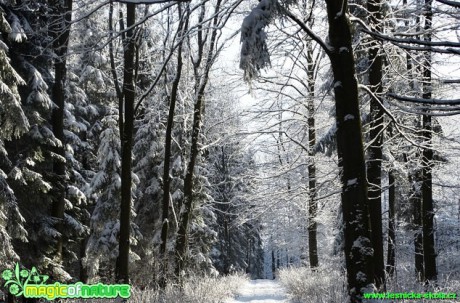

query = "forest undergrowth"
[[278, 262, 347, 303], [64, 272, 247, 303], [279, 261, 460, 303]]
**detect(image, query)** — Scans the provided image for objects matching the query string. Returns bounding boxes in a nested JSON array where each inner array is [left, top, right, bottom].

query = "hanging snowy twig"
[[239, 0, 297, 78]]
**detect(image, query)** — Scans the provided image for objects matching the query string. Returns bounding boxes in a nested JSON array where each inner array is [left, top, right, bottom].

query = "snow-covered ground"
[[225, 279, 289, 303]]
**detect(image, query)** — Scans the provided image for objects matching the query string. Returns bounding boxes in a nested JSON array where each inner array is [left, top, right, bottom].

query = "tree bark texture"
[[159, 13, 185, 286], [366, 0, 385, 289], [386, 171, 396, 277], [410, 166, 424, 281], [50, 0, 73, 262], [324, 0, 374, 300], [174, 0, 220, 277], [174, 88, 203, 277], [306, 42, 318, 269], [116, 3, 136, 284], [421, 0, 437, 282]]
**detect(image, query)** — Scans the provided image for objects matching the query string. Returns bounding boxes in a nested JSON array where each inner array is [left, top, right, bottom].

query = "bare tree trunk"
[[223, 218, 230, 274], [174, 0, 221, 277], [116, 2, 136, 284], [50, 0, 72, 262], [401, 0, 425, 280], [386, 170, 396, 277], [421, 0, 437, 283], [277, 250, 280, 269], [174, 86, 203, 277], [367, 0, 385, 289], [324, 0, 374, 300], [306, 43, 318, 269], [410, 165, 425, 281], [159, 12, 186, 286], [108, 2, 124, 138]]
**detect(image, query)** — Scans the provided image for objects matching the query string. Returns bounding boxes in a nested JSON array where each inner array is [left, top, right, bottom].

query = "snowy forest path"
[[225, 279, 290, 303]]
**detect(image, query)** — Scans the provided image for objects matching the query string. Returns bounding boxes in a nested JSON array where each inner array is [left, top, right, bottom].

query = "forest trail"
[[225, 279, 290, 303]]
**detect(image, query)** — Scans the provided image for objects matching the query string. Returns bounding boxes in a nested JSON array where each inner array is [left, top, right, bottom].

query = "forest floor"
[[225, 279, 290, 303]]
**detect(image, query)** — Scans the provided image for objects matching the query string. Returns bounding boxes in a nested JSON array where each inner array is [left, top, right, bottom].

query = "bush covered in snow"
[[278, 265, 347, 303]]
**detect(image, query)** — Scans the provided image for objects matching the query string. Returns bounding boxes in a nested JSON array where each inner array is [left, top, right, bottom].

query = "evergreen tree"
[[0, 4, 28, 270], [85, 111, 140, 281]]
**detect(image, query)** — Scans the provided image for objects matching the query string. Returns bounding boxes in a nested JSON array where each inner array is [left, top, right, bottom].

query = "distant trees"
[[240, 0, 460, 300], [174, 0, 237, 279], [0, 0, 459, 301], [205, 100, 263, 277], [241, 0, 374, 299]]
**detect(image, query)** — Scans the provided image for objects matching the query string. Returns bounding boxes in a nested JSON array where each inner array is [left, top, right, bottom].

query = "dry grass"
[[279, 264, 460, 303], [278, 265, 347, 303], [63, 272, 247, 303]]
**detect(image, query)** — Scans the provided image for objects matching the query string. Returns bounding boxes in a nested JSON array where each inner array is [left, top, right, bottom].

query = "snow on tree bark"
[[117, 2, 136, 284], [325, 0, 375, 299], [159, 8, 186, 286], [421, 0, 437, 282], [366, 0, 385, 288]]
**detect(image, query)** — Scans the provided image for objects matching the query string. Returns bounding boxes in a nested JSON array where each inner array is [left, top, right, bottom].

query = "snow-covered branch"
[[387, 93, 460, 106], [113, 0, 190, 4], [434, 0, 460, 7], [240, 0, 278, 81], [282, 9, 332, 55], [351, 17, 460, 55]]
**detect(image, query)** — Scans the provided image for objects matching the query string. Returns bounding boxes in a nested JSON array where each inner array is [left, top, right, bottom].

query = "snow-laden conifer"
[[85, 112, 122, 279], [240, 0, 296, 81], [85, 111, 140, 280], [0, 7, 28, 140]]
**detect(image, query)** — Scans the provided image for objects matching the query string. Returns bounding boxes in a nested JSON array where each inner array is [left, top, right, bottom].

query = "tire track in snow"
[[225, 279, 290, 303]]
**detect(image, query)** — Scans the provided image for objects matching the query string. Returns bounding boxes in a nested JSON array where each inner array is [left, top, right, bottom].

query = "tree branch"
[[282, 9, 332, 56], [387, 93, 460, 105], [435, 0, 460, 7], [351, 17, 460, 54], [113, 0, 190, 3]]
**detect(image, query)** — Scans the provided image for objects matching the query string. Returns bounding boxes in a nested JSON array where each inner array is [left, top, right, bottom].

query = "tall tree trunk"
[[421, 0, 437, 282], [410, 165, 424, 281], [79, 237, 89, 283], [367, 0, 385, 289], [276, 250, 280, 269], [306, 43, 318, 269], [246, 239, 252, 274], [116, 3, 136, 284], [174, 0, 220, 277], [386, 170, 396, 277], [402, 0, 425, 280], [223, 218, 230, 274], [159, 14, 185, 286], [50, 0, 72, 262], [174, 86, 204, 277], [108, 2, 124, 138], [324, 0, 374, 300]]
